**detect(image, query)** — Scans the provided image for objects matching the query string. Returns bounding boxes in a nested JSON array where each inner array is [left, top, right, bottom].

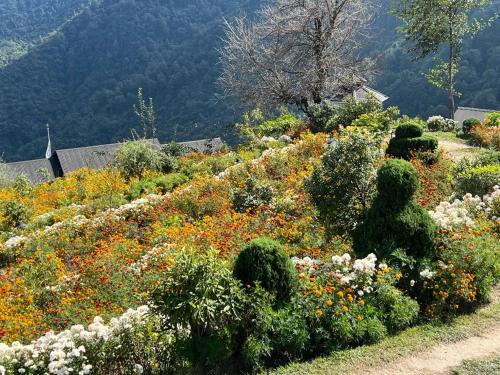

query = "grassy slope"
[[271, 297, 500, 375], [451, 357, 500, 375]]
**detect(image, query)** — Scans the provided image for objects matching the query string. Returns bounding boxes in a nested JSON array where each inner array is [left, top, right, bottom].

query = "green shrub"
[[377, 159, 420, 205], [306, 100, 337, 133], [454, 150, 500, 176], [386, 135, 439, 160], [232, 176, 274, 213], [426, 116, 446, 131], [484, 112, 500, 127], [126, 173, 189, 200], [353, 159, 436, 261], [306, 132, 382, 237], [462, 118, 481, 134], [114, 140, 170, 179], [417, 230, 499, 318], [351, 106, 400, 132], [394, 123, 423, 139], [151, 251, 247, 370], [256, 111, 300, 137], [455, 164, 500, 197], [0, 201, 32, 229], [162, 141, 188, 158], [234, 238, 297, 304], [375, 285, 419, 332], [329, 96, 383, 130]]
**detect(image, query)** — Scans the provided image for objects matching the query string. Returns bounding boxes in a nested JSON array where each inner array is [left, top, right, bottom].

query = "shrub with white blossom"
[[0, 307, 176, 375]]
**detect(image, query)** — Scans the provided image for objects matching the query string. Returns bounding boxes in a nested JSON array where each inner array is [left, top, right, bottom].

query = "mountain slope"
[[0, 0, 260, 161], [0, 0, 499, 162]]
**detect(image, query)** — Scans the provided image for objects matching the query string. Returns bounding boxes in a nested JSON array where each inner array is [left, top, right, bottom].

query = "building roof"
[[354, 86, 389, 103], [55, 139, 161, 175], [178, 138, 225, 153], [454, 106, 497, 124], [4, 138, 224, 184], [5, 158, 55, 184]]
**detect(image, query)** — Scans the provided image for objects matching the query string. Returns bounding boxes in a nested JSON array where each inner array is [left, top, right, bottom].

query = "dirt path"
[[359, 323, 500, 375], [439, 140, 481, 161]]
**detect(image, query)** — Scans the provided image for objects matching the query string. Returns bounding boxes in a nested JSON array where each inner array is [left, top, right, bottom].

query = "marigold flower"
[[341, 306, 349, 313], [315, 309, 324, 318], [325, 299, 333, 307]]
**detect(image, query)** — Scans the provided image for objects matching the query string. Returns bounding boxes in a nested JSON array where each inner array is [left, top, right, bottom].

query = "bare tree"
[[219, 0, 375, 112]]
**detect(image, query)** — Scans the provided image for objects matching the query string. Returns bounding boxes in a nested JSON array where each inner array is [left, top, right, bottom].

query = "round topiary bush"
[[234, 238, 297, 303], [394, 123, 423, 139], [386, 129, 438, 160], [462, 118, 481, 134], [377, 159, 419, 205], [353, 159, 436, 261]]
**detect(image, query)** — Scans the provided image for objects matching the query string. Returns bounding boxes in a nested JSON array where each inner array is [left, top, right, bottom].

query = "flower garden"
[[0, 105, 499, 374]]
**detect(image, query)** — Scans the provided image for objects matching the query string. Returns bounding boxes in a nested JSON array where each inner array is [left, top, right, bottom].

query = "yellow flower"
[[315, 309, 324, 318], [341, 306, 349, 313], [325, 299, 333, 307], [336, 291, 344, 298], [347, 294, 354, 302], [356, 315, 363, 321]]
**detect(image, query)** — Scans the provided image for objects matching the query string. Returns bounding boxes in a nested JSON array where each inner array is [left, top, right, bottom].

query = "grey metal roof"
[[178, 138, 225, 153], [454, 106, 497, 125], [55, 139, 162, 175], [354, 86, 389, 103], [3, 138, 223, 185], [5, 158, 55, 184]]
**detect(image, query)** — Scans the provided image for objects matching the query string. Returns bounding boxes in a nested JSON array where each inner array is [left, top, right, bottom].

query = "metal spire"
[[45, 124, 52, 159]]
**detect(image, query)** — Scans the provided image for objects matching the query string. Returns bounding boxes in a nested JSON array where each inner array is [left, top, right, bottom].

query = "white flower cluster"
[[0, 306, 150, 375], [419, 269, 435, 279], [292, 253, 378, 294], [429, 187, 500, 229]]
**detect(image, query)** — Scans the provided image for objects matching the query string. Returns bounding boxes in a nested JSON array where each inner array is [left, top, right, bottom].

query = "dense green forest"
[[0, 0, 499, 161]]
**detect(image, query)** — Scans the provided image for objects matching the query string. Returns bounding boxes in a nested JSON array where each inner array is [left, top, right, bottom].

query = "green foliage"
[[391, 0, 495, 117], [306, 100, 337, 133], [375, 285, 419, 332], [462, 118, 481, 133], [133, 87, 157, 139], [151, 250, 247, 368], [353, 159, 436, 261], [377, 159, 420, 205], [330, 96, 383, 130], [0, 201, 32, 229], [232, 176, 274, 213], [351, 106, 400, 132], [386, 127, 439, 161], [234, 238, 297, 304], [455, 164, 500, 197], [114, 140, 174, 179], [126, 173, 189, 200], [484, 112, 500, 127], [237, 109, 302, 143], [256, 112, 301, 138], [395, 123, 423, 138], [306, 132, 382, 237]]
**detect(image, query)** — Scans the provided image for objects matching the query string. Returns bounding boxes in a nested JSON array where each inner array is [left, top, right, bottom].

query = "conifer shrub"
[[353, 159, 436, 261], [234, 238, 297, 303], [394, 123, 423, 139], [386, 123, 438, 161]]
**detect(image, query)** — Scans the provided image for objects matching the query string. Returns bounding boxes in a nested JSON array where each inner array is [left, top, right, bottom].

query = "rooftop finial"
[[45, 123, 52, 159]]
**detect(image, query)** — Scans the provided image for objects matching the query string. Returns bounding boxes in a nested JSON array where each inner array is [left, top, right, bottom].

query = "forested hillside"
[[0, 0, 499, 161], [0, 0, 91, 66], [0, 0, 260, 161]]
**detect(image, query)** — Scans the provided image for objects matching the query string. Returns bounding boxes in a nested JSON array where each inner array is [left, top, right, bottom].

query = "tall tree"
[[219, 0, 374, 112], [391, 0, 496, 119]]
